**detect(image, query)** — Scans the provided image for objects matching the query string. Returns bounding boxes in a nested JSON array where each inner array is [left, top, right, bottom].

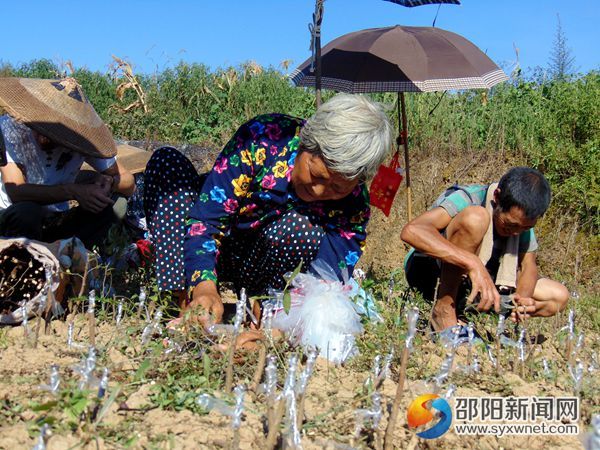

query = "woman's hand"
[[216, 328, 285, 352], [186, 280, 224, 328]]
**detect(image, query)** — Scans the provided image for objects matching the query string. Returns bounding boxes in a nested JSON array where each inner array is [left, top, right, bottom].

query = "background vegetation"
[[0, 58, 598, 284]]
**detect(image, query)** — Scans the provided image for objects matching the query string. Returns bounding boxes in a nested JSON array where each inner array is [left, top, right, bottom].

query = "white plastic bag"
[[270, 261, 363, 364]]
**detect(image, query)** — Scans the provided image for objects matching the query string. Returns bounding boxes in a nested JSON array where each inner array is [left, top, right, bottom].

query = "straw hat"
[[0, 77, 117, 158]]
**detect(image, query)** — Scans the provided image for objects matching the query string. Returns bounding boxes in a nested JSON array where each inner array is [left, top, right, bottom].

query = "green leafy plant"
[[282, 260, 303, 314]]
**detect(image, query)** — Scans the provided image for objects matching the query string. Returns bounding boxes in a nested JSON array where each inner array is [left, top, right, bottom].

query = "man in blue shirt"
[[401, 167, 569, 332]]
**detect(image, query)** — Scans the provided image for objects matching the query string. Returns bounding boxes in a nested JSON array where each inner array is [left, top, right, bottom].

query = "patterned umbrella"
[[293, 25, 507, 93], [294, 25, 507, 219], [307, 0, 461, 106], [384, 0, 459, 6]]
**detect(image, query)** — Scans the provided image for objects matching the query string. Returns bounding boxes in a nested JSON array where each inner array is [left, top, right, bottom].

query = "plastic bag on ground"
[[270, 261, 363, 364]]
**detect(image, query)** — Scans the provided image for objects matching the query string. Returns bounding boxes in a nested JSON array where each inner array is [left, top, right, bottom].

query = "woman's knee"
[[146, 146, 184, 172], [143, 146, 202, 205], [262, 211, 323, 258]]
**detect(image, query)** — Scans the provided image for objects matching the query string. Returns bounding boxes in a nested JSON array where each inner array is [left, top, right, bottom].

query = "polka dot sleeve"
[[312, 184, 371, 280]]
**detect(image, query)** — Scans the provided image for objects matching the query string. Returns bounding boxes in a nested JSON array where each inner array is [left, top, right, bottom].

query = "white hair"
[[300, 94, 394, 181]]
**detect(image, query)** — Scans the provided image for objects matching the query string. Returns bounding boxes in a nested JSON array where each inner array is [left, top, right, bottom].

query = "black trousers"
[[0, 199, 125, 249]]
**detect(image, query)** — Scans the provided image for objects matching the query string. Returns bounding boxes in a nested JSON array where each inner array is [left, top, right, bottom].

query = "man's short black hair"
[[497, 167, 551, 219]]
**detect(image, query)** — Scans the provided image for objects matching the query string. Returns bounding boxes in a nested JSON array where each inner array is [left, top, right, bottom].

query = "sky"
[[3, 0, 599, 76]]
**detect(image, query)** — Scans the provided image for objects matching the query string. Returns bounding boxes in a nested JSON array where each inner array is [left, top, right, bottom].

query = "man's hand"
[[186, 280, 224, 329], [71, 183, 114, 213], [510, 294, 537, 322], [466, 258, 500, 312], [102, 161, 135, 197], [94, 174, 114, 196]]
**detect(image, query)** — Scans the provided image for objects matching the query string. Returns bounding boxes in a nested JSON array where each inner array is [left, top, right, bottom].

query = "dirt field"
[[0, 302, 596, 449], [0, 146, 598, 449]]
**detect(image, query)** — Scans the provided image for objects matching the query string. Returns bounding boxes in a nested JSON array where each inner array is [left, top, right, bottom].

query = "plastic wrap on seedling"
[[97, 368, 110, 399], [517, 328, 526, 362], [73, 346, 99, 390], [543, 359, 551, 377], [405, 307, 419, 351], [137, 286, 148, 321], [21, 305, 29, 336], [280, 355, 301, 449], [39, 365, 60, 394], [348, 278, 382, 323], [439, 324, 466, 349], [205, 323, 236, 337], [296, 349, 317, 396], [87, 290, 96, 315], [67, 322, 74, 347], [583, 414, 600, 450], [561, 309, 576, 339], [141, 308, 163, 345], [270, 263, 363, 364], [569, 359, 584, 394], [572, 332, 584, 358], [444, 384, 456, 400], [115, 300, 124, 326], [32, 423, 50, 450], [379, 350, 393, 382], [496, 315, 506, 337], [258, 354, 278, 400], [261, 300, 276, 336], [196, 393, 232, 415], [197, 385, 245, 428], [467, 322, 475, 346], [231, 385, 245, 430], [233, 289, 246, 331], [591, 353, 600, 372], [66, 321, 84, 350], [434, 352, 455, 388], [369, 355, 382, 386], [354, 391, 382, 436], [163, 336, 184, 355]]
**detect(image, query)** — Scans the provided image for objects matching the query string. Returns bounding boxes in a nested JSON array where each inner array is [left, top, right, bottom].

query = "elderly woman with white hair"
[[143, 94, 393, 323]]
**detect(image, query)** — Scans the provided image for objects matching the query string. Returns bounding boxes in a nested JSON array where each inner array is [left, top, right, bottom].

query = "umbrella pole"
[[399, 92, 412, 221], [316, 30, 322, 107], [313, 0, 324, 107]]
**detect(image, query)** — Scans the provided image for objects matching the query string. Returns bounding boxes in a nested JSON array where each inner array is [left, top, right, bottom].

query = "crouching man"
[[0, 77, 134, 249], [401, 167, 569, 332]]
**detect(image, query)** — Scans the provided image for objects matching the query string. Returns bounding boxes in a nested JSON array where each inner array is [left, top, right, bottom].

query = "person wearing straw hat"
[[0, 77, 135, 248], [401, 167, 570, 335]]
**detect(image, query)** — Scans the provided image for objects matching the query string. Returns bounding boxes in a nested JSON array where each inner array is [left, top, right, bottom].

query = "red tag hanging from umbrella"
[[369, 150, 404, 216]]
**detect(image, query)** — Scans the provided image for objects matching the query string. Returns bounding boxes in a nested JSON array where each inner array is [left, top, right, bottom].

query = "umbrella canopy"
[[307, 1, 461, 105], [384, 0, 459, 6], [291, 25, 508, 220], [292, 25, 508, 93]]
